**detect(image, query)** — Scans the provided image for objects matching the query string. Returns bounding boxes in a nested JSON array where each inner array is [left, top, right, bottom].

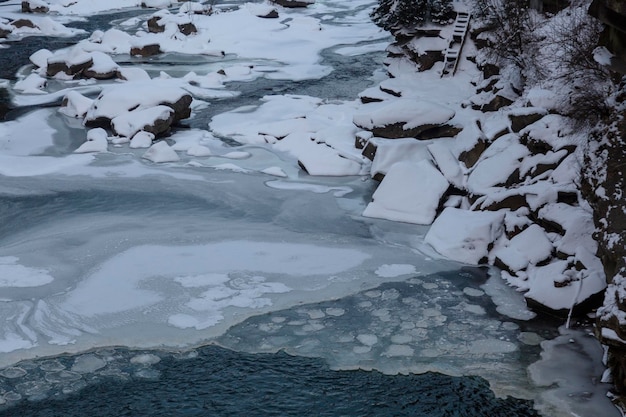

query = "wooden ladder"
[[441, 11, 471, 77]]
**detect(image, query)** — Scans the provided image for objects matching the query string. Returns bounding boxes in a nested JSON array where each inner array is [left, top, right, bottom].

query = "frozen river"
[[0, 0, 618, 416]]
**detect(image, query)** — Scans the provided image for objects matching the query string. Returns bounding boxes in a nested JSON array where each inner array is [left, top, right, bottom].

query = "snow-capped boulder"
[[142, 141, 180, 163], [466, 134, 529, 194], [537, 203, 597, 257], [492, 224, 553, 273], [363, 160, 450, 225], [455, 119, 488, 168], [112, 106, 175, 138], [353, 99, 455, 139], [59, 91, 93, 118], [524, 252, 606, 315], [29, 48, 53, 69], [74, 128, 108, 153], [424, 207, 505, 264], [84, 81, 192, 129], [82, 51, 119, 80], [46, 49, 93, 77]]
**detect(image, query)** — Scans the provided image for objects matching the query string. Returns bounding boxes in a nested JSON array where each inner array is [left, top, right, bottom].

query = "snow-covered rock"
[[111, 105, 175, 138], [84, 81, 191, 129], [59, 91, 93, 118], [492, 224, 553, 273], [363, 160, 449, 225], [353, 99, 455, 139], [74, 128, 108, 153]]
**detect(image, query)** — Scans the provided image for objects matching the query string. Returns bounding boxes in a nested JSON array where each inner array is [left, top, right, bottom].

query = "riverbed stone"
[[130, 43, 161, 57]]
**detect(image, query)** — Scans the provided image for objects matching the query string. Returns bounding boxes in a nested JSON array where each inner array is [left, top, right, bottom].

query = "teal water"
[[0, 345, 538, 417]]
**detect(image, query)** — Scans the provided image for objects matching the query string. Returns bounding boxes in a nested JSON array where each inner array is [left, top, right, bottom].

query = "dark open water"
[[0, 345, 538, 417]]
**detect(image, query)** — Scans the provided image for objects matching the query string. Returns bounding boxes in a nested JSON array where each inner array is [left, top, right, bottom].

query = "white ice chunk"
[[142, 141, 180, 163]]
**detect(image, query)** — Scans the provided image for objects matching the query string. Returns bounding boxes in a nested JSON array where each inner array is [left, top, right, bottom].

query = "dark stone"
[[0, 27, 10, 38], [417, 124, 462, 140], [83, 116, 111, 129], [163, 94, 192, 122], [130, 44, 161, 57], [139, 112, 174, 137], [459, 139, 488, 169], [359, 95, 384, 104], [372, 172, 385, 182], [479, 63, 500, 79], [178, 22, 197, 36], [478, 94, 514, 112], [557, 191, 579, 205], [11, 19, 37, 29], [520, 135, 554, 154], [147, 16, 165, 33], [354, 136, 368, 150], [360, 121, 451, 140], [361, 141, 377, 161], [509, 111, 546, 133], [379, 85, 402, 97]]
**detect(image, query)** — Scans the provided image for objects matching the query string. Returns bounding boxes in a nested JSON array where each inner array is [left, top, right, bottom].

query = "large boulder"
[[111, 106, 175, 138], [47, 50, 93, 77]]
